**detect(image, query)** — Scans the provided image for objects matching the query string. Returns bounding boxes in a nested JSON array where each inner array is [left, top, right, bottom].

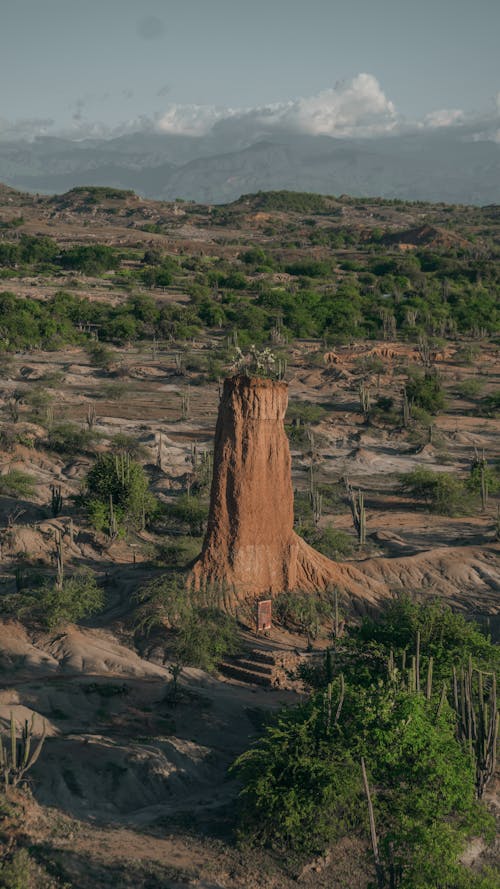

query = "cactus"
[[451, 661, 498, 797], [276, 357, 287, 380], [174, 352, 185, 375], [180, 387, 190, 420], [323, 675, 345, 735], [402, 386, 411, 428], [50, 484, 63, 517], [361, 757, 384, 889], [470, 447, 489, 511], [0, 712, 46, 788], [109, 494, 118, 540], [311, 489, 323, 526], [345, 478, 366, 545], [14, 567, 23, 592], [115, 453, 131, 487], [426, 656, 434, 700], [86, 403, 97, 430], [54, 529, 64, 590], [358, 380, 371, 421], [415, 630, 421, 694], [156, 431, 163, 471]]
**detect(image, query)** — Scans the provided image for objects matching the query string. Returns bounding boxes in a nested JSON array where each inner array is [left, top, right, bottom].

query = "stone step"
[[232, 657, 274, 676], [247, 649, 278, 666], [218, 661, 273, 687]]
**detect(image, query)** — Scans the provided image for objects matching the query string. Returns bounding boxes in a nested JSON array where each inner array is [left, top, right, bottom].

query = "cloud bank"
[[0, 74, 499, 144], [158, 74, 398, 138]]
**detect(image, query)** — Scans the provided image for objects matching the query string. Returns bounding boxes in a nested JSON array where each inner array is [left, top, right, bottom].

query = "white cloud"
[[423, 108, 465, 128], [158, 103, 230, 137], [157, 74, 398, 138]]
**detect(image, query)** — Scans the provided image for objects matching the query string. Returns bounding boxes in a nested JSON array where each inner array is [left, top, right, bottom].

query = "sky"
[[0, 0, 499, 141]]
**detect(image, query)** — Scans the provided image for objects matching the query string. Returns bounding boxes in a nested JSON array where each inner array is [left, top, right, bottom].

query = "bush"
[[300, 525, 353, 560], [274, 591, 335, 645], [174, 607, 239, 671], [2, 570, 104, 629], [0, 848, 33, 889], [0, 471, 36, 499], [135, 576, 239, 671], [456, 378, 483, 399], [406, 372, 446, 414], [355, 595, 499, 682], [85, 453, 157, 533], [232, 680, 493, 884], [286, 400, 326, 425], [481, 390, 500, 415], [86, 342, 114, 369], [400, 467, 473, 515], [46, 423, 97, 455], [165, 494, 208, 536]]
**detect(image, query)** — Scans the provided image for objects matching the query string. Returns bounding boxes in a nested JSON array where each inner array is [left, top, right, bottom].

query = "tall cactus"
[[0, 712, 46, 788], [50, 484, 63, 517], [109, 494, 118, 540], [54, 528, 64, 590], [86, 403, 97, 430], [470, 447, 489, 512], [402, 386, 411, 428], [359, 380, 371, 421], [345, 478, 366, 545], [451, 660, 498, 797]]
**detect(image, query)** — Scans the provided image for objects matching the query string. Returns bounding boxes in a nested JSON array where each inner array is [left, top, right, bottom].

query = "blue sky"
[[1, 0, 499, 139]]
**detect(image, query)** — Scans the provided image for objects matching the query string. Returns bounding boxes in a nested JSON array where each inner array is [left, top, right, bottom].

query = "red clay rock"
[[190, 375, 500, 609], [190, 375, 383, 604]]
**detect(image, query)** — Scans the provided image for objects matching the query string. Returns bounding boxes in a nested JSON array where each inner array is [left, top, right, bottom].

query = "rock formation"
[[190, 375, 500, 610], [190, 375, 384, 604]]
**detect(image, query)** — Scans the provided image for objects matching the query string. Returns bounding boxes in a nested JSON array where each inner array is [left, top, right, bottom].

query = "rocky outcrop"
[[190, 375, 500, 611], [190, 375, 384, 604]]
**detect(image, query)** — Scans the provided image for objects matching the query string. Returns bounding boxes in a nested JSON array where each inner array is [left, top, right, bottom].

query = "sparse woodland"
[[0, 185, 498, 887]]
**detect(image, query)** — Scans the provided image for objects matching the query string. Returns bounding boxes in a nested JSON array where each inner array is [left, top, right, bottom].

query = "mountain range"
[[0, 126, 499, 205]]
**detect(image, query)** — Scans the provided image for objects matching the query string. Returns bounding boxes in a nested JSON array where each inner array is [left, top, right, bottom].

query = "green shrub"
[[406, 372, 446, 414], [274, 591, 335, 645], [232, 680, 492, 882], [165, 494, 208, 536], [46, 422, 97, 455], [300, 525, 353, 560], [456, 378, 484, 399], [286, 400, 327, 425], [174, 607, 239, 671], [135, 576, 239, 671], [355, 595, 499, 682], [2, 569, 104, 629], [481, 390, 500, 415], [0, 848, 33, 889], [0, 471, 36, 499], [400, 467, 473, 515], [86, 342, 115, 369], [85, 453, 157, 532]]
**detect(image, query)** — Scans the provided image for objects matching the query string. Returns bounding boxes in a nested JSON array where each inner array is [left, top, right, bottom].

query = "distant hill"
[[0, 126, 499, 205]]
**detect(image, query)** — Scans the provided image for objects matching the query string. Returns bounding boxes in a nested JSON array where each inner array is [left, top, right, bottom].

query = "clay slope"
[[190, 375, 499, 609]]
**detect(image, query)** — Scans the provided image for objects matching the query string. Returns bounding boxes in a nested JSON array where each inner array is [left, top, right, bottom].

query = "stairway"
[[218, 648, 301, 688]]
